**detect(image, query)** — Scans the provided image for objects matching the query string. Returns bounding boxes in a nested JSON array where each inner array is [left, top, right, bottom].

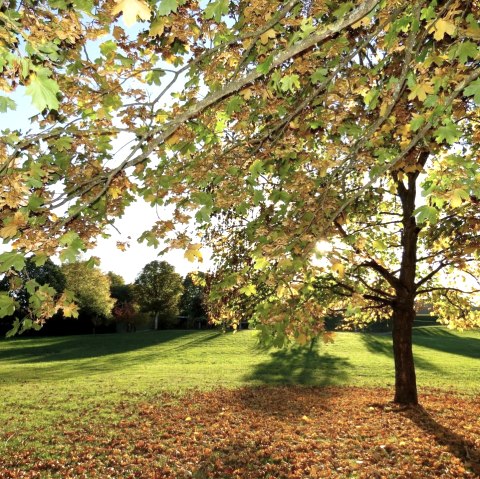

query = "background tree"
[[108, 271, 140, 331], [179, 272, 207, 321], [134, 261, 184, 329], [62, 261, 115, 333], [0, 258, 69, 335], [1, 0, 480, 403]]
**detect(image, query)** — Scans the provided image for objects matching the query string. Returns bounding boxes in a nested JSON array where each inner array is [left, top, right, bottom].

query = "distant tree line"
[[0, 259, 207, 336]]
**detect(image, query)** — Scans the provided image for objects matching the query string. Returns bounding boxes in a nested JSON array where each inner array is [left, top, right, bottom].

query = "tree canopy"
[[61, 261, 115, 326], [134, 260, 184, 327], [1, 0, 480, 402]]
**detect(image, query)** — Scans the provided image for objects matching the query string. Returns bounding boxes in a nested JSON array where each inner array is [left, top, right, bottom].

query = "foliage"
[[61, 261, 115, 326], [0, 258, 73, 335], [0, 257, 66, 311], [134, 260, 184, 325], [1, 0, 480, 402], [179, 271, 206, 319]]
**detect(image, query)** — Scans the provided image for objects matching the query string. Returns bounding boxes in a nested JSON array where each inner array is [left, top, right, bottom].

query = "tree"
[[134, 261, 184, 328], [61, 261, 115, 331], [0, 258, 70, 335], [1, 0, 480, 403], [108, 271, 140, 330], [180, 272, 207, 320]]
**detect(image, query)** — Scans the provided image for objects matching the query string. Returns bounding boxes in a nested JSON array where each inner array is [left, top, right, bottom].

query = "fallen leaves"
[[0, 387, 478, 478]]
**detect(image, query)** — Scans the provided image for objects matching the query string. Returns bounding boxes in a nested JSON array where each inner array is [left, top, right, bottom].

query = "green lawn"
[[0, 327, 478, 403], [0, 327, 478, 473]]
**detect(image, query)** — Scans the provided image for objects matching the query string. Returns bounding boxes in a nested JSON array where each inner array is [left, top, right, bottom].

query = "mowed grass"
[[0, 327, 479, 477], [0, 327, 478, 410]]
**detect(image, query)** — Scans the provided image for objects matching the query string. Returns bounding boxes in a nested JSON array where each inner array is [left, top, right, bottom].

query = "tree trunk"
[[390, 157, 428, 405], [392, 302, 418, 404], [154, 311, 159, 330]]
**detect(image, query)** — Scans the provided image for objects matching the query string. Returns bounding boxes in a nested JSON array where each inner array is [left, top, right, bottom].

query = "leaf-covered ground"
[[1, 387, 479, 479]]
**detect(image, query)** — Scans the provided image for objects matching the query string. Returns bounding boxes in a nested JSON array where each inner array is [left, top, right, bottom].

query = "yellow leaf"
[[260, 28, 276, 45], [149, 18, 165, 37], [166, 133, 181, 146], [185, 416, 192, 421], [61, 302, 79, 318], [0, 223, 18, 238], [301, 415, 312, 423], [407, 82, 434, 102], [109, 186, 122, 199], [184, 243, 203, 262], [431, 18, 456, 41], [449, 189, 466, 208], [331, 261, 345, 278], [240, 88, 253, 100], [112, 0, 151, 27]]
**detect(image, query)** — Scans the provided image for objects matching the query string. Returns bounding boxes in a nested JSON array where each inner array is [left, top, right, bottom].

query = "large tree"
[[1, 0, 479, 402], [61, 261, 115, 331], [134, 260, 184, 328]]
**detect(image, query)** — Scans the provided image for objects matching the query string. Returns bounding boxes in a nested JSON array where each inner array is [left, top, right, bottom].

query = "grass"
[[0, 326, 478, 407], [0, 326, 478, 477]]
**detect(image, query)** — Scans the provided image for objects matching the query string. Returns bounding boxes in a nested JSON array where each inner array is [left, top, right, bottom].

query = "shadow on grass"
[[401, 405, 480, 476], [245, 346, 350, 387], [412, 327, 480, 359], [0, 330, 219, 364], [359, 333, 441, 372]]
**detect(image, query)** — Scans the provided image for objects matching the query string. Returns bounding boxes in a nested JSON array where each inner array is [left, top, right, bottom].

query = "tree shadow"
[[400, 405, 480, 476], [0, 330, 218, 364], [412, 327, 480, 359], [359, 333, 441, 372], [245, 346, 351, 388]]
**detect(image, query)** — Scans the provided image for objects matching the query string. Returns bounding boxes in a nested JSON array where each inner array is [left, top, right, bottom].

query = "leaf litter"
[[1, 387, 478, 478]]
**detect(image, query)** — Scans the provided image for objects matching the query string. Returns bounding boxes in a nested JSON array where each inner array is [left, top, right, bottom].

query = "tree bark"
[[392, 300, 418, 404], [390, 157, 428, 405]]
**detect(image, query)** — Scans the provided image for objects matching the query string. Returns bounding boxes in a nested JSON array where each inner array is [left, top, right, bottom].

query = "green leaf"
[[333, 1, 354, 19], [256, 55, 273, 75], [145, 69, 165, 86], [239, 283, 257, 296], [0, 251, 26, 272], [54, 136, 73, 151], [6, 318, 20, 337], [410, 115, 425, 132], [225, 96, 244, 115], [28, 194, 44, 211], [450, 41, 478, 64], [204, 0, 228, 22], [464, 78, 480, 104], [0, 293, 16, 319], [249, 159, 264, 178], [372, 239, 387, 251], [33, 252, 48, 267], [158, 0, 179, 16], [100, 40, 117, 56], [364, 88, 379, 109], [280, 74, 300, 92], [434, 122, 461, 145], [26, 71, 60, 111], [25, 279, 39, 295], [311, 68, 328, 85], [414, 205, 439, 224], [0, 96, 16, 112], [253, 256, 269, 270]]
